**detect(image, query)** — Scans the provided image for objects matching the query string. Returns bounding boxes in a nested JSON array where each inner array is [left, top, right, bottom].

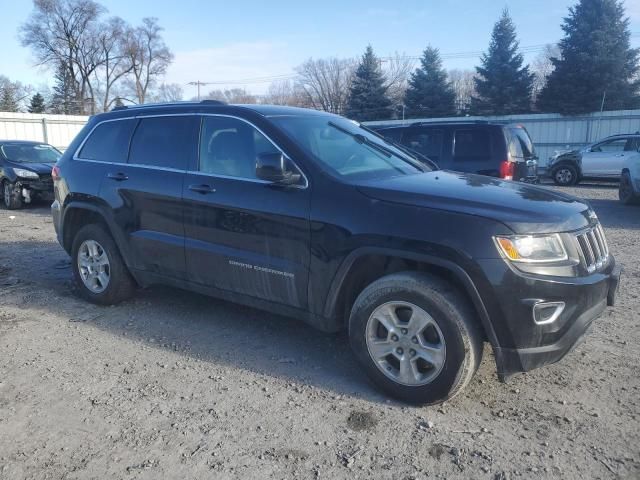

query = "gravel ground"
[[0, 182, 638, 480]]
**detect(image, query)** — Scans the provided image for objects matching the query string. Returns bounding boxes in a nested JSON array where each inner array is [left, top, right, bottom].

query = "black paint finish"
[[51, 103, 620, 378]]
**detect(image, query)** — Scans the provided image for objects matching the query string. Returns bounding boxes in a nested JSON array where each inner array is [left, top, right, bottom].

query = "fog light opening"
[[533, 301, 565, 325]]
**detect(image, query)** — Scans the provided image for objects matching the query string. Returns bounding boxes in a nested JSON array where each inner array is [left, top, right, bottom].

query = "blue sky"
[[1, 0, 640, 96]]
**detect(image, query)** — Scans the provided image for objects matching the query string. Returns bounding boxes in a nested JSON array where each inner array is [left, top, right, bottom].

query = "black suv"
[[373, 121, 539, 182], [52, 103, 620, 404]]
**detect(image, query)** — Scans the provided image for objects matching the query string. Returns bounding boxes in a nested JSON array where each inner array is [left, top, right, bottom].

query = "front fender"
[[322, 246, 501, 350]]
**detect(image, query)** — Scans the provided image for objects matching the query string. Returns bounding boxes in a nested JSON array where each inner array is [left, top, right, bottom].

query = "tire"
[[619, 172, 640, 205], [551, 164, 579, 186], [71, 224, 136, 305], [2, 180, 23, 210], [348, 272, 483, 405]]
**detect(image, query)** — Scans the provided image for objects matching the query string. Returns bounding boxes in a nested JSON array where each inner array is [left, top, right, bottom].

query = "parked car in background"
[[619, 153, 640, 205], [372, 121, 539, 182], [51, 102, 620, 404], [548, 133, 640, 186], [0, 140, 61, 209]]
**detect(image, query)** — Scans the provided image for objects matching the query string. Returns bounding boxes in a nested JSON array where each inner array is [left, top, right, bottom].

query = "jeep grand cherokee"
[[51, 102, 621, 404]]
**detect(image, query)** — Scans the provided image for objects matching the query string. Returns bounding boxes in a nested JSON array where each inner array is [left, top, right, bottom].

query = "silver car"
[[549, 133, 640, 186]]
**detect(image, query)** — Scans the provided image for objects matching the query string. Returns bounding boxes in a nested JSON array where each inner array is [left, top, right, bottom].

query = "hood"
[[357, 170, 593, 234], [5, 160, 55, 175]]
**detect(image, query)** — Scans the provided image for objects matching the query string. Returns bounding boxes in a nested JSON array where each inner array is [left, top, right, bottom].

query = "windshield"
[[272, 116, 428, 181], [1, 144, 61, 163]]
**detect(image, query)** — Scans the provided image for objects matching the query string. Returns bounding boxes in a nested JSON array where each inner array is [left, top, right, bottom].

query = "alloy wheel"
[[365, 301, 446, 386], [555, 168, 573, 185], [77, 239, 111, 293]]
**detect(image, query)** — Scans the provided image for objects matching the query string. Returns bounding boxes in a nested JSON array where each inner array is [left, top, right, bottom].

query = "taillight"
[[51, 165, 61, 181], [499, 160, 514, 181]]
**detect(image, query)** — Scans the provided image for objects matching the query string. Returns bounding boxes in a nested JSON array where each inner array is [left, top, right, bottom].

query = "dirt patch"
[[346, 410, 378, 431]]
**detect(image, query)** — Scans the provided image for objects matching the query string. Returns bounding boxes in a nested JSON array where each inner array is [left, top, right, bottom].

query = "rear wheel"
[[348, 272, 483, 405], [2, 180, 23, 209], [552, 164, 578, 186], [71, 224, 136, 305], [619, 172, 639, 205]]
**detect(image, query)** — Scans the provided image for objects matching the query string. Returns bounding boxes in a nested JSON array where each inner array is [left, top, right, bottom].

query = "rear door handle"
[[188, 184, 216, 194], [107, 172, 129, 181]]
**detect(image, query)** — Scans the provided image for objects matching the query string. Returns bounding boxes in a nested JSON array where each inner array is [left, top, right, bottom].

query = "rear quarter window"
[[78, 119, 137, 163]]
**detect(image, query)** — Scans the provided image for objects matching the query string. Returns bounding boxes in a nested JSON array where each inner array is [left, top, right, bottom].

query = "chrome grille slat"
[[575, 223, 609, 273]]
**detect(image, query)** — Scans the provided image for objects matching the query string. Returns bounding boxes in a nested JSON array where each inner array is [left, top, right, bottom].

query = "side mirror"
[[256, 153, 300, 185]]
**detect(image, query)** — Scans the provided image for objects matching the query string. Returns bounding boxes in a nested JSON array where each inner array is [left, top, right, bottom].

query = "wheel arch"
[[61, 200, 134, 273], [323, 247, 500, 350]]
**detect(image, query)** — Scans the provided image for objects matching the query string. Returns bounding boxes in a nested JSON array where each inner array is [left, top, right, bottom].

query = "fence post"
[[41, 117, 49, 144]]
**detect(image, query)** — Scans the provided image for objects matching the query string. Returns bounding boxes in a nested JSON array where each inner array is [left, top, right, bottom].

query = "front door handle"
[[107, 172, 129, 181], [188, 184, 216, 194]]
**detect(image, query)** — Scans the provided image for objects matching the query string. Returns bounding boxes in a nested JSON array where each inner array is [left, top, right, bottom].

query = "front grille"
[[575, 224, 609, 273]]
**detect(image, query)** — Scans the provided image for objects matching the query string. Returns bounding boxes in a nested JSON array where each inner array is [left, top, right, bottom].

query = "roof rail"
[[110, 100, 227, 112], [410, 119, 490, 126]]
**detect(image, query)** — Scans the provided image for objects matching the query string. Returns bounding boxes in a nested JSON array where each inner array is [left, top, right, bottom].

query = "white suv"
[[549, 134, 640, 186], [620, 154, 640, 205]]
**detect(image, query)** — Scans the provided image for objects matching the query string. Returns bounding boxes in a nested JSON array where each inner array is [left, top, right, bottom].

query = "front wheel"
[[348, 272, 483, 405], [551, 164, 579, 186], [619, 172, 639, 205], [2, 180, 23, 209]]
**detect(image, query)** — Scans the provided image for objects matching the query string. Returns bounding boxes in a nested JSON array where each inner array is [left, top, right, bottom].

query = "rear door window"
[[78, 119, 137, 163], [128, 116, 199, 170], [403, 129, 444, 162], [453, 129, 491, 161]]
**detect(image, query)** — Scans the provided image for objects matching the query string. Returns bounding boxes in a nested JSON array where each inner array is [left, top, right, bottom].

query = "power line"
[[188, 34, 640, 88]]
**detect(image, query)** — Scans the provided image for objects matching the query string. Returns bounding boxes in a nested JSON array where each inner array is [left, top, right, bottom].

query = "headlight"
[[494, 234, 568, 263], [13, 168, 39, 179]]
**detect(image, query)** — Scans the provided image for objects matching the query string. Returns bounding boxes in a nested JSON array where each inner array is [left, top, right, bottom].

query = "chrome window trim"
[[72, 112, 309, 189]]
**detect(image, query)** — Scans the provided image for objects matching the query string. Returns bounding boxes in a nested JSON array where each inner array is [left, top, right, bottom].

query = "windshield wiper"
[[327, 121, 392, 158]]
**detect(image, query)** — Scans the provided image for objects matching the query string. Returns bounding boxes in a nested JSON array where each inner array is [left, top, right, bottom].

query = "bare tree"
[[94, 17, 133, 112], [383, 53, 416, 115], [152, 83, 185, 102], [0, 76, 32, 112], [20, 0, 105, 114], [531, 44, 560, 107], [123, 18, 173, 104], [201, 88, 257, 104], [263, 79, 309, 107], [448, 69, 476, 114], [295, 57, 355, 113]]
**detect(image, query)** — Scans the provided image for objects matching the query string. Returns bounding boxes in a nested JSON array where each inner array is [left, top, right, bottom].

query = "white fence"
[[0, 112, 89, 151], [366, 109, 640, 168]]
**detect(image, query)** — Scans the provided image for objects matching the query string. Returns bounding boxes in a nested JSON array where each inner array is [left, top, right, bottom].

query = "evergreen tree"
[[404, 46, 456, 118], [28, 93, 46, 113], [0, 84, 19, 112], [537, 0, 639, 114], [112, 97, 125, 110], [49, 63, 80, 115], [345, 46, 392, 121], [471, 9, 533, 115]]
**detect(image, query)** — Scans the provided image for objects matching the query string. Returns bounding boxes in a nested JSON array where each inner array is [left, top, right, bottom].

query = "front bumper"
[[476, 258, 621, 380]]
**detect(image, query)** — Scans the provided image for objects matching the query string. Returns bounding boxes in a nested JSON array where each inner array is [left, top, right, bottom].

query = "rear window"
[[453, 129, 490, 161], [403, 129, 444, 162], [78, 119, 137, 163], [129, 116, 199, 170], [508, 127, 536, 159]]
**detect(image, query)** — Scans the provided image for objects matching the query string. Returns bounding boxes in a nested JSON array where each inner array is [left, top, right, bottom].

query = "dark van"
[[373, 121, 539, 182]]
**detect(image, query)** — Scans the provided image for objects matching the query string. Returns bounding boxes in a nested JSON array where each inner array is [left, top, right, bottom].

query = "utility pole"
[[188, 81, 211, 101]]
